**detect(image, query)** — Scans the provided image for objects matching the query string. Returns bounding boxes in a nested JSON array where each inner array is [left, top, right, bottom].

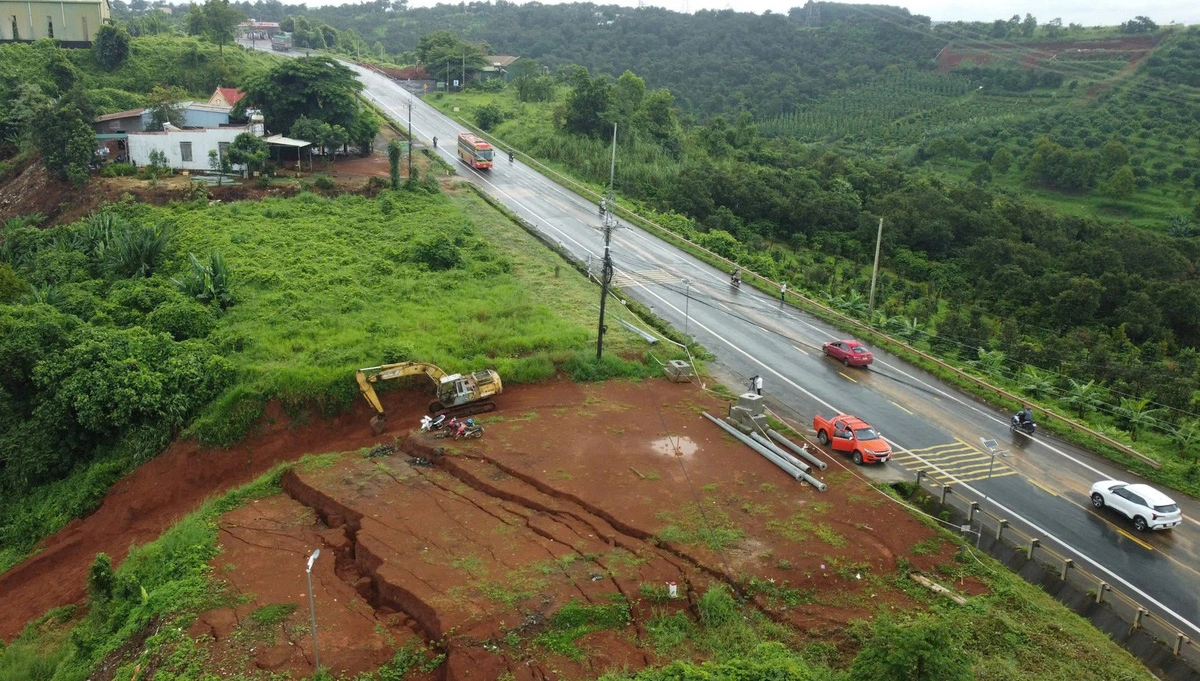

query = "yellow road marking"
[[1029, 480, 1058, 497], [906, 442, 974, 454], [1116, 529, 1155, 551], [953, 469, 1019, 483], [792, 344, 808, 356], [890, 400, 914, 415], [839, 372, 857, 383]]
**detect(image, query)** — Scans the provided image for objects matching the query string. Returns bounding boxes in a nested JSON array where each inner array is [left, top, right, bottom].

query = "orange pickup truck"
[[812, 413, 892, 465]]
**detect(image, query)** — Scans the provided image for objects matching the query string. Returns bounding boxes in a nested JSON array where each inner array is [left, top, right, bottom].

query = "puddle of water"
[[650, 436, 698, 458]]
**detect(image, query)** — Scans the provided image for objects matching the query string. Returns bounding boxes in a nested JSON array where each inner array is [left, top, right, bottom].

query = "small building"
[[208, 86, 246, 109], [93, 108, 147, 134], [0, 0, 111, 46], [92, 102, 232, 135], [481, 55, 518, 82], [128, 114, 263, 172], [237, 19, 279, 39]]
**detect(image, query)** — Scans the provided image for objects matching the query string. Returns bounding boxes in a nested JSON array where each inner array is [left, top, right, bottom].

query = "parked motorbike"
[[432, 418, 461, 438], [420, 414, 447, 432], [455, 423, 484, 440], [1010, 414, 1036, 436]]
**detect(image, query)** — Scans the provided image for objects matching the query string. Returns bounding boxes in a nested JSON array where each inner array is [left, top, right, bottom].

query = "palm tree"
[[1167, 420, 1200, 459], [1018, 366, 1055, 401], [1115, 397, 1163, 442], [1060, 379, 1106, 419]]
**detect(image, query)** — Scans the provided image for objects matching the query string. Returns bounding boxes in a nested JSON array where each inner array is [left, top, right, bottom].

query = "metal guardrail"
[[912, 469, 1197, 671]]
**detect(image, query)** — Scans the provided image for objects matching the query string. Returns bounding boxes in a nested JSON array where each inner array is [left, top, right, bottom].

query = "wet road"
[[254, 46, 1200, 640]]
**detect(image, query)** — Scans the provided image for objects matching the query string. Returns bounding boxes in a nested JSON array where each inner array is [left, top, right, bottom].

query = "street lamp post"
[[305, 549, 321, 671], [682, 279, 691, 336], [976, 438, 1009, 548]]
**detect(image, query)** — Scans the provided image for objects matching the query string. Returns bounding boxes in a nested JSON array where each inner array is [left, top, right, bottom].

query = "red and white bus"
[[457, 133, 493, 169]]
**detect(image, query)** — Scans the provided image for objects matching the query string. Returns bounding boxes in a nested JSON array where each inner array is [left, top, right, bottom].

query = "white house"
[[128, 115, 263, 172]]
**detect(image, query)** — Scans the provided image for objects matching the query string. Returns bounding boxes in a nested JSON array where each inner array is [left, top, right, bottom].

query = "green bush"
[[98, 163, 137, 177], [146, 298, 216, 340]]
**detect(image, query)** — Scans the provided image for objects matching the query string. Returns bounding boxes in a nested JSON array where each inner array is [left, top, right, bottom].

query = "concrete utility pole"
[[407, 95, 413, 179], [461, 53, 466, 91], [305, 549, 321, 671], [596, 123, 620, 360], [868, 217, 883, 320]]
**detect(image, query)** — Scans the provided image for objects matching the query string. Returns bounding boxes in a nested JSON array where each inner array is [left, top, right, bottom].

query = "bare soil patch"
[[936, 36, 1158, 72], [181, 380, 969, 679]]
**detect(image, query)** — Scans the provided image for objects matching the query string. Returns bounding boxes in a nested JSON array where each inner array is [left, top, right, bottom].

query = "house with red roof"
[[208, 86, 246, 108]]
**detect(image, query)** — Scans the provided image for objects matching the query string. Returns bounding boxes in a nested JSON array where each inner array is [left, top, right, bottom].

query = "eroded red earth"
[[2, 380, 972, 679]]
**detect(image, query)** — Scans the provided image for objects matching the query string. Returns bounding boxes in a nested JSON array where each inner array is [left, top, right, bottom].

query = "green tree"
[[1168, 420, 1200, 458], [87, 553, 116, 603], [387, 139, 402, 190], [185, 0, 245, 54], [611, 70, 647, 135], [849, 614, 972, 681], [968, 161, 993, 185], [240, 57, 364, 136], [348, 109, 381, 155], [1018, 366, 1055, 400], [227, 132, 269, 177], [1099, 139, 1130, 172], [973, 348, 1007, 379], [146, 85, 187, 131], [475, 102, 503, 131], [1102, 166, 1136, 198], [208, 149, 231, 185], [33, 103, 95, 186], [1061, 379, 1105, 419], [1115, 397, 1162, 441], [563, 68, 613, 137], [0, 263, 27, 303], [92, 24, 131, 71], [990, 146, 1013, 174], [1021, 13, 1038, 37], [320, 125, 348, 163], [415, 30, 487, 87]]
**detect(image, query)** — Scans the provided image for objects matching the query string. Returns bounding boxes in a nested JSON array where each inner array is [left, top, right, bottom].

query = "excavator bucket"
[[370, 414, 387, 436]]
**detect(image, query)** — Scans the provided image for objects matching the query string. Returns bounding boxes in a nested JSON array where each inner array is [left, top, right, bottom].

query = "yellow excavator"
[[355, 361, 503, 435]]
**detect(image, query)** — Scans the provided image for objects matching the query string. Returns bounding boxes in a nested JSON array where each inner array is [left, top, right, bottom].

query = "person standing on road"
[[754, 375, 763, 396], [780, 282, 787, 303]]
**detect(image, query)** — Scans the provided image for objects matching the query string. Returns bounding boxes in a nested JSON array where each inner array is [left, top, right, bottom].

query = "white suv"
[[1090, 480, 1182, 532]]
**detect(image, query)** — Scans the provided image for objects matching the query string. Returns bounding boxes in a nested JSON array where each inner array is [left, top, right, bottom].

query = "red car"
[[822, 339, 873, 367], [812, 413, 891, 465]]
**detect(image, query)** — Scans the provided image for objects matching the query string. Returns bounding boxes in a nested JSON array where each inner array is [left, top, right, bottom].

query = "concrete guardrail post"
[[1060, 558, 1073, 581], [968, 501, 979, 523], [1174, 634, 1189, 656], [1027, 538, 1040, 560], [915, 470, 925, 487], [1133, 608, 1147, 630], [1096, 582, 1109, 604], [995, 519, 1008, 542], [941, 485, 952, 504]]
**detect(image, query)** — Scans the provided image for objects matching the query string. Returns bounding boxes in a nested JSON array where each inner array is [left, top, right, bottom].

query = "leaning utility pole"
[[596, 123, 620, 360], [407, 95, 414, 179], [868, 217, 884, 319]]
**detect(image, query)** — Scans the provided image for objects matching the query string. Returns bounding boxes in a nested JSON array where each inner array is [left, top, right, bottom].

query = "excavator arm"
[[356, 362, 450, 432]]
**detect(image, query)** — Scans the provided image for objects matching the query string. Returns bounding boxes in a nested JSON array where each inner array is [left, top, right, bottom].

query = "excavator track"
[[430, 400, 498, 418]]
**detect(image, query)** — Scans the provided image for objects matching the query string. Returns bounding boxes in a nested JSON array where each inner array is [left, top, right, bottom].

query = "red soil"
[[936, 36, 1158, 72], [2, 379, 973, 680], [172, 381, 964, 679]]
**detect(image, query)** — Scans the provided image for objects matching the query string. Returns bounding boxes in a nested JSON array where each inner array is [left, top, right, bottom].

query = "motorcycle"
[[420, 414, 447, 432], [730, 274, 741, 289], [508, 150, 515, 163], [432, 418, 461, 438], [455, 424, 484, 440], [1010, 414, 1036, 436]]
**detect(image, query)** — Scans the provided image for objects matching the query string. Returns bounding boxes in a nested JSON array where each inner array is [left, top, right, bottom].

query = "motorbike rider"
[[508, 149, 515, 163], [432, 136, 438, 148], [1016, 405, 1034, 428], [731, 269, 742, 287]]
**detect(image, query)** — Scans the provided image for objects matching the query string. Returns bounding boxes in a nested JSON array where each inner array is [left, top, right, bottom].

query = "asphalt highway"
[[253, 46, 1200, 641]]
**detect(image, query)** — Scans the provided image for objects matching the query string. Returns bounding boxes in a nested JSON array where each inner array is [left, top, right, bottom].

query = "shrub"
[[407, 234, 462, 271], [172, 251, 234, 308], [98, 163, 137, 177], [86, 553, 116, 602], [146, 298, 216, 340]]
